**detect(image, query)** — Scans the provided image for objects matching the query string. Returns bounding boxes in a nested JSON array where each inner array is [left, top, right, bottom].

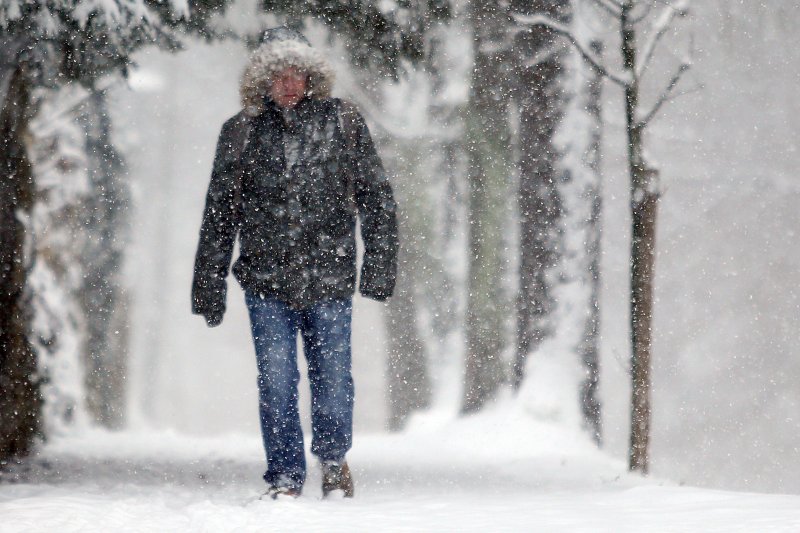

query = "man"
[[191, 27, 398, 500]]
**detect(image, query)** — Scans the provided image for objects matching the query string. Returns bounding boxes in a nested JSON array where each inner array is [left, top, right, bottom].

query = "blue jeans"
[[245, 293, 354, 490]]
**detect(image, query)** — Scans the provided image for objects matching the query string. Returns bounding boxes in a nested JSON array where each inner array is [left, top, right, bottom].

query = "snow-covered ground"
[[3, 402, 800, 532]]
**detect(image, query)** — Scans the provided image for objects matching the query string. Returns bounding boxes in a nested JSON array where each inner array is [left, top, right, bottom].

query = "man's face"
[[269, 67, 308, 109]]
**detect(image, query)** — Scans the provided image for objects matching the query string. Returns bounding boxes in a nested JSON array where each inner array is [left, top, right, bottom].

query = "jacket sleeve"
[[343, 103, 399, 301], [191, 117, 243, 323]]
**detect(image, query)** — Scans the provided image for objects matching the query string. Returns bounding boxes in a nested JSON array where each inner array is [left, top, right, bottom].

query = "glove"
[[359, 284, 391, 301], [192, 276, 227, 327], [359, 268, 394, 302], [204, 311, 224, 327]]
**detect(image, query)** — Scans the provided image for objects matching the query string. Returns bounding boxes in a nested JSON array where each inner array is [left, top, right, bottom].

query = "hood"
[[240, 28, 335, 117]]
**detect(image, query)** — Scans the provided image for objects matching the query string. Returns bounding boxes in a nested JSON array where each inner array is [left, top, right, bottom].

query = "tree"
[[347, 81, 435, 431], [617, 0, 692, 474], [457, 1, 605, 435], [28, 82, 133, 430], [510, 0, 604, 443], [577, 40, 604, 444], [356, 21, 465, 430], [511, 0, 569, 394], [77, 88, 129, 428], [516, 0, 694, 471], [0, 0, 230, 465], [26, 82, 119, 432], [462, 0, 514, 413], [0, 42, 39, 463]]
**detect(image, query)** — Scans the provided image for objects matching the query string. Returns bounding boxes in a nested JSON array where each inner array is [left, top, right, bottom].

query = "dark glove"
[[192, 276, 227, 327], [204, 311, 224, 327], [360, 287, 391, 302], [359, 268, 394, 302]]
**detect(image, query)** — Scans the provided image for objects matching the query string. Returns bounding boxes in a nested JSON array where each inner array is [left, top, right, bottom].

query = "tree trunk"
[[621, 2, 657, 472], [579, 40, 604, 446], [0, 62, 41, 465], [385, 25, 466, 426], [385, 219, 430, 430], [511, 0, 570, 389], [463, 0, 513, 413], [350, 70, 434, 430], [629, 168, 658, 473], [77, 88, 128, 428], [512, 2, 603, 444]]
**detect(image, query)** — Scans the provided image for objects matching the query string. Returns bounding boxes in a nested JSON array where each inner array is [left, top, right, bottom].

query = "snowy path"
[[3, 408, 800, 532]]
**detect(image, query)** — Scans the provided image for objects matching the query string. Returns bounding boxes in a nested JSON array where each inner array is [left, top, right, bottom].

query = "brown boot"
[[321, 460, 354, 498]]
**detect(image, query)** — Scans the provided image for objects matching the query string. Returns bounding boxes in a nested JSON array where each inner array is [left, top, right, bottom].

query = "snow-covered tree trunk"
[[463, 0, 513, 413], [381, 132, 431, 430], [384, 132, 463, 428], [384, 23, 467, 428], [76, 88, 128, 428], [0, 56, 40, 465], [422, 25, 469, 415], [12, 81, 130, 436], [511, 0, 570, 390], [511, 1, 603, 443], [577, 39, 603, 444], [27, 83, 94, 436], [557, 34, 604, 444], [385, 213, 430, 430]]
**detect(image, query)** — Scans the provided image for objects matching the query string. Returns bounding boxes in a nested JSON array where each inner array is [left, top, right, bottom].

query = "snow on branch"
[[70, 0, 183, 33], [512, 12, 630, 87], [72, 0, 121, 28], [170, 0, 190, 19], [36, 77, 123, 131], [589, 0, 623, 17], [636, 0, 690, 78]]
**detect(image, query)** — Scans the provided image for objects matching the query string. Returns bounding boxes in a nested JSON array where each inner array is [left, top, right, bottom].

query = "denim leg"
[[301, 298, 354, 462], [245, 292, 306, 489]]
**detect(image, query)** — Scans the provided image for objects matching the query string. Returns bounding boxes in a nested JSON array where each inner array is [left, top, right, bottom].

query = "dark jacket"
[[191, 96, 398, 323]]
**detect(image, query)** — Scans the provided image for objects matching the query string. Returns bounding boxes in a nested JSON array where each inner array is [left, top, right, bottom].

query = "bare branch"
[[637, 0, 691, 78], [520, 47, 561, 69], [512, 13, 631, 87], [639, 62, 690, 126], [664, 82, 703, 101]]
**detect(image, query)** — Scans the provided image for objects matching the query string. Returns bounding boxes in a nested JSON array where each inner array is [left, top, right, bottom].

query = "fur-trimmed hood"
[[240, 28, 335, 117]]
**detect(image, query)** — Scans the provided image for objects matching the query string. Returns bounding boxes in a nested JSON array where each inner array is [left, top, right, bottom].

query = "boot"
[[261, 474, 301, 500], [321, 460, 354, 498]]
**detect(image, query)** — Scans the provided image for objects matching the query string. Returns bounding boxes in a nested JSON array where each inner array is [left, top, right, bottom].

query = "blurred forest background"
[[1, 0, 798, 496]]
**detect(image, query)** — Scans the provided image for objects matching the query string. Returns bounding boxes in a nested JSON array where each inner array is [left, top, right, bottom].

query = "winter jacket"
[[191, 30, 397, 324]]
